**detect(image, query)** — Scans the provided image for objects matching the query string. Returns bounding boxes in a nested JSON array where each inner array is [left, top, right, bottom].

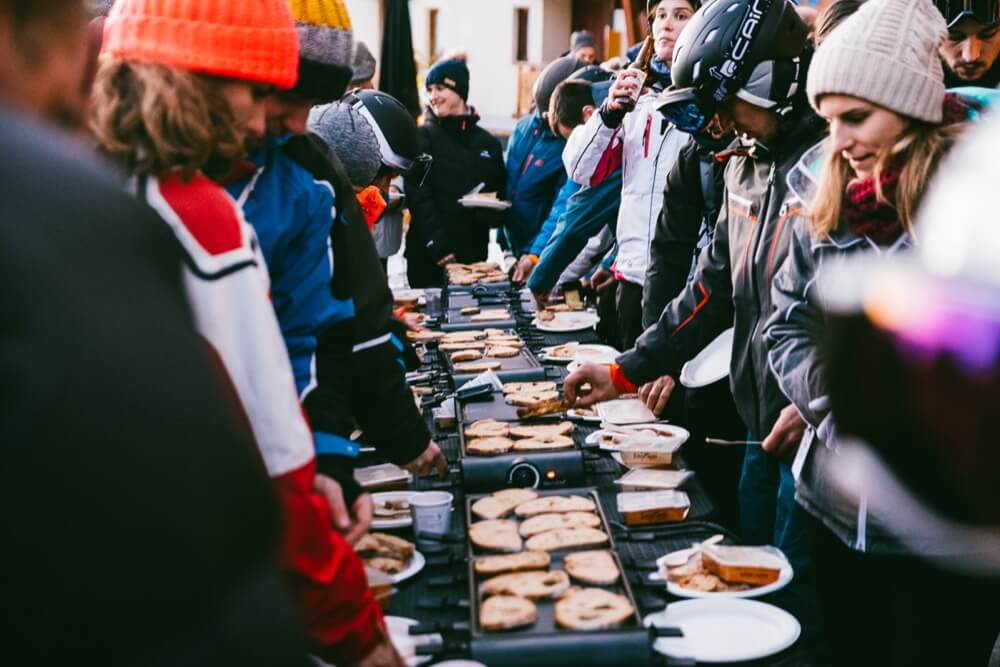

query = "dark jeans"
[[807, 511, 1000, 666], [740, 443, 820, 643], [615, 279, 645, 350]]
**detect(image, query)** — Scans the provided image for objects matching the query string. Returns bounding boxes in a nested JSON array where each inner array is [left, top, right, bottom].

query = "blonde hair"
[[810, 121, 957, 239], [90, 59, 245, 180]]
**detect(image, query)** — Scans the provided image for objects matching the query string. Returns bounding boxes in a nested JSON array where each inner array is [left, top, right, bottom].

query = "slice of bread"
[[450, 349, 483, 363], [480, 570, 571, 600], [518, 512, 601, 538], [524, 527, 609, 552], [469, 519, 523, 552], [466, 437, 515, 456], [485, 345, 521, 358], [509, 421, 574, 439], [470, 488, 538, 520], [502, 381, 557, 395], [474, 551, 551, 576], [439, 341, 487, 352], [465, 419, 509, 439], [555, 588, 633, 631], [454, 360, 502, 373], [470, 309, 511, 322], [365, 556, 406, 575], [514, 495, 597, 517], [512, 435, 575, 452], [480, 595, 538, 631], [506, 391, 561, 407], [564, 550, 620, 585], [356, 533, 415, 562]]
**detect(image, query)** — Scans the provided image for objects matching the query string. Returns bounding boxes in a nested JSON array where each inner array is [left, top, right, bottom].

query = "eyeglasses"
[[657, 87, 716, 133]]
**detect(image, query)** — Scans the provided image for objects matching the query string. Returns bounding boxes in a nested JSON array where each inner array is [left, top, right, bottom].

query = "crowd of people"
[[2, 0, 1000, 665]]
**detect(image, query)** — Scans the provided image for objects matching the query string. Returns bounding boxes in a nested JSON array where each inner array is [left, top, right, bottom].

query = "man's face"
[[574, 46, 598, 65], [940, 18, 1000, 81], [714, 96, 779, 143], [245, 93, 323, 150]]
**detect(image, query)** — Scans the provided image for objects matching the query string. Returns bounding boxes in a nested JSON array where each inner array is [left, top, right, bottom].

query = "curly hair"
[[90, 59, 245, 180]]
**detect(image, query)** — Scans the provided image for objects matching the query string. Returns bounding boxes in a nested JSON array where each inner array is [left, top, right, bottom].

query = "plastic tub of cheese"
[[616, 431, 688, 468], [617, 490, 691, 526]]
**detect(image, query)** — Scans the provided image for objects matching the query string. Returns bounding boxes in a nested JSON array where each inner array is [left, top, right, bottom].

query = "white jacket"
[[567, 92, 688, 286]]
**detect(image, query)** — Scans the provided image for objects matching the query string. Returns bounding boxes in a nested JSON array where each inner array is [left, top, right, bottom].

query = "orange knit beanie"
[[102, 0, 300, 89]]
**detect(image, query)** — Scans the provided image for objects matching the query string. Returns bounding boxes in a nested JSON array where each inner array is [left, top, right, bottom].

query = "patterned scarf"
[[842, 167, 904, 246]]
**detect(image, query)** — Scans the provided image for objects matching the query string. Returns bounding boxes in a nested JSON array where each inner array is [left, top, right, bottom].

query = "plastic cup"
[[410, 491, 454, 537]]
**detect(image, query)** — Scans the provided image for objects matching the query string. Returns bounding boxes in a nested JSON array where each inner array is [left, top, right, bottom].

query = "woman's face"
[[213, 79, 269, 142], [427, 83, 466, 117], [818, 94, 908, 180], [651, 0, 696, 65]]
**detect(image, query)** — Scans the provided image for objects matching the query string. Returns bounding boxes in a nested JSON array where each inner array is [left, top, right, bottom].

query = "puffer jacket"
[[616, 108, 828, 439], [504, 112, 568, 255], [765, 213, 917, 554], [567, 91, 689, 287]]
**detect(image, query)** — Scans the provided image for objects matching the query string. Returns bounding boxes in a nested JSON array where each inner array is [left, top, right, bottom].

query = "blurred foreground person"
[[91, 1, 399, 664], [0, 0, 307, 665]]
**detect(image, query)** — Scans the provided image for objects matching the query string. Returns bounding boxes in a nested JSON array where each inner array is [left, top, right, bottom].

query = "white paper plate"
[[680, 327, 734, 388], [586, 423, 679, 450], [458, 196, 512, 210], [391, 549, 426, 585], [384, 615, 439, 666], [567, 344, 620, 371], [651, 550, 794, 599], [371, 491, 418, 530], [595, 398, 659, 425], [532, 310, 599, 333], [645, 599, 801, 663]]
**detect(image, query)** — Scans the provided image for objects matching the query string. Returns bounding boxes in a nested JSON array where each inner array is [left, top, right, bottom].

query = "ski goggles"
[[657, 86, 717, 133], [936, 0, 1000, 29]]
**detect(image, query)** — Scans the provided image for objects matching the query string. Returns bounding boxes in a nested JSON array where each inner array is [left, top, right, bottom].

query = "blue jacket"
[[526, 178, 581, 257], [226, 137, 354, 399], [504, 112, 567, 255], [527, 166, 622, 294]]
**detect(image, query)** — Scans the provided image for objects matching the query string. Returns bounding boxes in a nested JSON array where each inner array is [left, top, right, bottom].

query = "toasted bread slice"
[[555, 588, 633, 631], [485, 345, 521, 358], [465, 419, 509, 439], [450, 349, 483, 362], [439, 341, 487, 352], [518, 512, 601, 538], [474, 551, 551, 576], [470, 488, 538, 520], [506, 390, 561, 407], [509, 421, 574, 439], [524, 527, 609, 552], [481, 570, 571, 600], [480, 595, 538, 631], [516, 398, 568, 420], [502, 381, 557, 395], [514, 495, 597, 517], [356, 533, 415, 561], [460, 306, 481, 315], [564, 550, 620, 585], [512, 435, 575, 452], [365, 557, 406, 575], [466, 437, 515, 456], [469, 519, 523, 553], [454, 360, 502, 373], [470, 309, 510, 322]]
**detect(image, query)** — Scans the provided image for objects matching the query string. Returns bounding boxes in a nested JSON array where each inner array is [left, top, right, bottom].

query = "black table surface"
[[375, 287, 820, 666]]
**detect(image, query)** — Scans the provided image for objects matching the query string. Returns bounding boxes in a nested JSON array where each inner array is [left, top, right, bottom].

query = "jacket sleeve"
[[643, 140, 706, 329], [764, 216, 829, 429], [554, 226, 616, 286], [567, 108, 625, 188], [404, 128, 451, 262], [527, 179, 580, 257], [616, 188, 736, 386]]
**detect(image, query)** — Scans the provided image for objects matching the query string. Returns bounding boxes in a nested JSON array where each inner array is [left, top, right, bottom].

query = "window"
[[428, 8, 439, 62], [514, 8, 529, 62]]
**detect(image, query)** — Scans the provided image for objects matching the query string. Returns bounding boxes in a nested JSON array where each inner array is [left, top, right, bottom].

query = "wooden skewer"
[[705, 438, 763, 446]]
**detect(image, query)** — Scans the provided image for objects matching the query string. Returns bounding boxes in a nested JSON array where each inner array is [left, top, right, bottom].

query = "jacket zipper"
[[745, 163, 777, 435]]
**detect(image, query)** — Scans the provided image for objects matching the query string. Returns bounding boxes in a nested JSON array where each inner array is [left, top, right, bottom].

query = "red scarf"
[[842, 167, 903, 246]]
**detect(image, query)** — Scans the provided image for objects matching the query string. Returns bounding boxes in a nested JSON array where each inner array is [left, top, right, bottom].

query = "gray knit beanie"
[[807, 0, 947, 123], [571, 30, 596, 52], [351, 41, 377, 84], [308, 102, 381, 188]]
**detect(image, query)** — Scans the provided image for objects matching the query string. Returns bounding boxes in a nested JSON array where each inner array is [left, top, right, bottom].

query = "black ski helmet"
[[341, 89, 427, 174], [570, 65, 616, 84], [657, 0, 809, 132]]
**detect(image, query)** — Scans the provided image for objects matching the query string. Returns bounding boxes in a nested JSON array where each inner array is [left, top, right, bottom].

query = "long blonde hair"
[[810, 121, 957, 239], [90, 59, 245, 180]]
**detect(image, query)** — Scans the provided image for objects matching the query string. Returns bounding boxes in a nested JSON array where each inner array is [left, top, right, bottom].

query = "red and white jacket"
[[141, 171, 383, 664]]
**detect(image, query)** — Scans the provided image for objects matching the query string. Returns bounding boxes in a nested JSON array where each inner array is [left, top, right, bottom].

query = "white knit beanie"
[[807, 0, 947, 123]]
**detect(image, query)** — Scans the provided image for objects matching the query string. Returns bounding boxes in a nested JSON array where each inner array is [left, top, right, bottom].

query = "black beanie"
[[533, 55, 586, 115], [426, 58, 470, 101]]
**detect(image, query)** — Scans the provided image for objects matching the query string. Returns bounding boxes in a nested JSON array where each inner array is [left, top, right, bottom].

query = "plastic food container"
[[614, 468, 693, 492], [616, 491, 691, 526]]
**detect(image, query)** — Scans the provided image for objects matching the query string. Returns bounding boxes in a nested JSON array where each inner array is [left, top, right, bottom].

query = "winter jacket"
[[226, 137, 353, 399], [139, 170, 383, 665], [281, 135, 432, 470], [617, 108, 828, 439], [765, 212, 916, 554], [372, 177, 405, 259], [643, 136, 727, 328], [557, 226, 617, 286], [0, 106, 304, 667], [406, 108, 506, 265], [504, 112, 568, 255], [568, 91, 689, 287], [526, 178, 581, 258]]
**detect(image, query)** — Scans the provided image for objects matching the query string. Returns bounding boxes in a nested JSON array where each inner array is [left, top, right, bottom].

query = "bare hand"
[[606, 69, 644, 113], [399, 311, 426, 332], [589, 267, 617, 294], [313, 475, 371, 544], [638, 374, 677, 417], [564, 363, 619, 407], [403, 441, 449, 478], [351, 628, 407, 667], [532, 290, 550, 310], [436, 253, 457, 267], [511, 255, 535, 284], [762, 405, 807, 459]]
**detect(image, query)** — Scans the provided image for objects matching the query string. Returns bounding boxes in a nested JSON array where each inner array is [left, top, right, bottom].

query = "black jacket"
[[0, 107, 305, 666], [618, 108, 828, 438], [643, 137, 727, 328], [405, 108, 506, 264], [284, 136, 432, 491]]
